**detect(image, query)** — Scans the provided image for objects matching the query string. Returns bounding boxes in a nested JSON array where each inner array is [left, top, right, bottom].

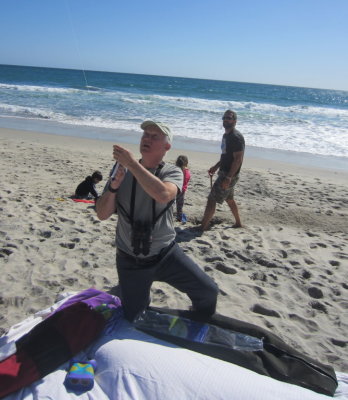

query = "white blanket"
[[2, 294, 348, 400]]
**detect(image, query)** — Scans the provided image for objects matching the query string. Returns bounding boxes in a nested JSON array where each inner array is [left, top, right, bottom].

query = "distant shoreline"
[[1, 116, 348, 174], [2, 63, 348, 91]]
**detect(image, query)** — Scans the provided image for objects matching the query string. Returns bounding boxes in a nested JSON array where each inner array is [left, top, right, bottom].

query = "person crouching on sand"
[[74, 171, 103, 200]]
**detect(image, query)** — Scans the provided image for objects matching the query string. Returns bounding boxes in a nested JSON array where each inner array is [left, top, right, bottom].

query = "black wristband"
[[107, 183, 118, 193]]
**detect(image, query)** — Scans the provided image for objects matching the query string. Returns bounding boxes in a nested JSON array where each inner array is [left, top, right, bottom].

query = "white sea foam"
[[121, 97, 153, 105], [0, 103, 66, 120], [0, 83, 81, 94], [1, 80, 347, 159]]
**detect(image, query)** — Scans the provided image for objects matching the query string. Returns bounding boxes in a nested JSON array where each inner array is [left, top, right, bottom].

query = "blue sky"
[[1, 0, 347, 90]]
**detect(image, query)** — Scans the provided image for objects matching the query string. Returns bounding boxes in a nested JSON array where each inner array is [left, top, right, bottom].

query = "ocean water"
[[0, 64, 347, 168]]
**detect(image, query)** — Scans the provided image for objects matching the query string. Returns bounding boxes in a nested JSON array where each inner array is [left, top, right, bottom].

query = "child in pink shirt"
[[175, 155, 191, 223]]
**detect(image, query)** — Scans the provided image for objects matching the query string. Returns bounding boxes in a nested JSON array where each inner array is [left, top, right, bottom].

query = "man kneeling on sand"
[[96, 120, 218, 321]]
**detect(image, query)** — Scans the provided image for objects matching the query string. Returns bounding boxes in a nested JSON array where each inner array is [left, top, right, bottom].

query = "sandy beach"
[[0, 127, 347, 372]]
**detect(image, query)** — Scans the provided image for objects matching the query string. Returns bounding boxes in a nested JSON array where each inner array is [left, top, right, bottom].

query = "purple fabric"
[[56, 288, 122, 313]]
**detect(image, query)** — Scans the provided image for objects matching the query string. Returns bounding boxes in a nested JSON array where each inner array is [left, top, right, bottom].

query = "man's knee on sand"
[[121, 288, 151, 321], [191, 281, 219, 316], [122, 275, 218, 321]]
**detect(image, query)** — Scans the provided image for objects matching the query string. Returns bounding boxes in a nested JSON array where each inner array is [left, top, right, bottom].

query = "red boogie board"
[[72, 199, 95, 204]]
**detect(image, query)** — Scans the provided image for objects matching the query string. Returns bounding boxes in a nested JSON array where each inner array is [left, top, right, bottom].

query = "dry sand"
[[0, 127, 347, 372]]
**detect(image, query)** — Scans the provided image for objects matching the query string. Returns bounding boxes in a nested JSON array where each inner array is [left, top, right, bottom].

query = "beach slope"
[[0, 127, 347, 372]]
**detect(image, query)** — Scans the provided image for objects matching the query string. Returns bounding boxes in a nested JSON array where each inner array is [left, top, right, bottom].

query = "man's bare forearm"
[[209, 161, 221, 174], [96, 190, 117, 220], [127, 159, 177, 203], [227, 152, 244, 178], [96, 165, 126, 220]]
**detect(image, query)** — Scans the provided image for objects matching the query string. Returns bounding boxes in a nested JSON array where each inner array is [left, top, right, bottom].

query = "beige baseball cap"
[[140, 120, 173, 142]]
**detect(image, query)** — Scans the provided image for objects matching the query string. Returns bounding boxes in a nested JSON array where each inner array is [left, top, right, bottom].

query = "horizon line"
[[1, 63, 347, 93]]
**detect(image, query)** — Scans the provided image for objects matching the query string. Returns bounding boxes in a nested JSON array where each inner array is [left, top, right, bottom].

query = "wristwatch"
[[107, 183, 118, 193]]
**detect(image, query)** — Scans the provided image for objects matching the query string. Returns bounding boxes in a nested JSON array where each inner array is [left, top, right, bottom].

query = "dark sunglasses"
[[222, 116, 234, 120]]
